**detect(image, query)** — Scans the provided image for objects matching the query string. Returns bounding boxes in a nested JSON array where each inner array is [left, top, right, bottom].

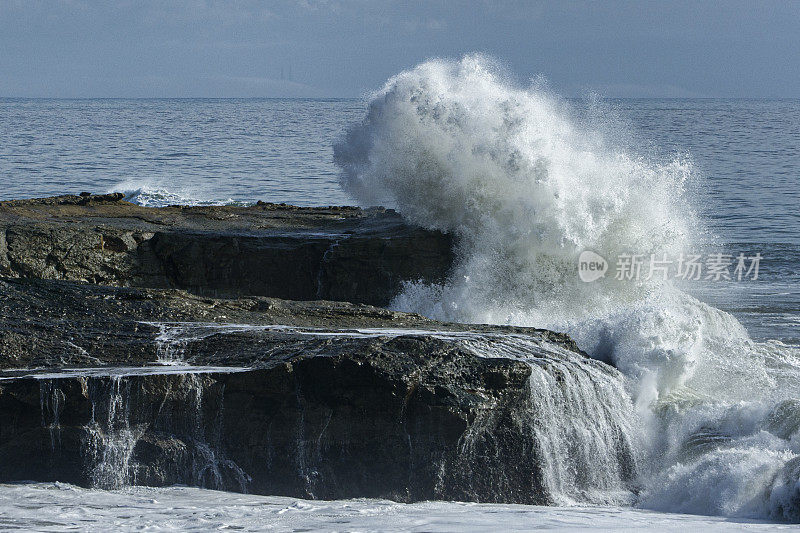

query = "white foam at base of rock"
[[0, 482, 792, 532]]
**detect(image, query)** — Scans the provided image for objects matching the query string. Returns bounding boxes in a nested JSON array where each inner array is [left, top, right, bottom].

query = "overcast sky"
[[1, 0, 798, 98]]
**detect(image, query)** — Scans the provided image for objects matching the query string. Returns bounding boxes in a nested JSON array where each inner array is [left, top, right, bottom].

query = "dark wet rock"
[[0, 194, 454, 306], [0, 195, 629, 505], [764, 399, 800, 440], [0, 278, 581, 370], [772, 456, 800, 522], [0, 337, 551, 503], [0, 278, 602, 503]]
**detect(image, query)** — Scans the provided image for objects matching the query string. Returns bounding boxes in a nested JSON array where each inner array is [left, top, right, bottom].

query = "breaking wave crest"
[[335, 55, 800, 520], [108, 181, 247, 208]]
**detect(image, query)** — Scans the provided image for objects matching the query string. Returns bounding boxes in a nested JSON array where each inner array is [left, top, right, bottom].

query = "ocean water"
[[1, 57, 800, 528], [0, 97, 360, 206], [0, 482, 793, 532], [1, 96, 797, 344]]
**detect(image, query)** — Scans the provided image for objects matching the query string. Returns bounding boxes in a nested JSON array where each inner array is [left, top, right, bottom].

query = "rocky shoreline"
[[0, 194, 637, 504], [0, 193, 453, 306]]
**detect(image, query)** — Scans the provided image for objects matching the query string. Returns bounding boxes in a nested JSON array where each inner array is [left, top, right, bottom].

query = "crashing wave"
[[335, 54, 800, 520]]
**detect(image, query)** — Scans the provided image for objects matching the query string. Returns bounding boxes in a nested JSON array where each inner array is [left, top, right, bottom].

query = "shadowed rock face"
[[0, 337, 548, 503], [0, 194, 454, 306]]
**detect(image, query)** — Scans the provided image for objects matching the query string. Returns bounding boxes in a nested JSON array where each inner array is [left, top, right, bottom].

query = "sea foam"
[[335, 54, 800, 520]]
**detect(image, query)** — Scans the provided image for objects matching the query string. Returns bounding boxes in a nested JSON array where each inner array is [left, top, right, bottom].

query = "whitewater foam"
[[1, 482, 793, 532], [335, 55, 800, 520], [108, 180, 247, 208]]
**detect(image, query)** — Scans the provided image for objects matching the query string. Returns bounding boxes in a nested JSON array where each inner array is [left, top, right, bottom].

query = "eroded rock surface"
[[0, 194, 454, 306], [0, 278, 636, 504], [0, 278, 579, 370], [0, 196, 637, 505]]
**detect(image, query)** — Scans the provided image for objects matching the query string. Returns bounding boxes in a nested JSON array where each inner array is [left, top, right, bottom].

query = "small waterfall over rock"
[[453, 334, 640, 504], [84, 376, 140, 489], [155, 324, 191, 364], [183, 373, 251, 492], [154, 323, 213, 365], [39, 381, 64, 452], [33, 371, 250, 492]]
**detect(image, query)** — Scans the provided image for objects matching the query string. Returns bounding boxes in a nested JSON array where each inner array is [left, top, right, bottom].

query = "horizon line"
[[2, 96, 799, 101]]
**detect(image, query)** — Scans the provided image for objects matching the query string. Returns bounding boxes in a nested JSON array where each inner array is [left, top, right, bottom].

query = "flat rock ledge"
[[0, 193, 454, 306]]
